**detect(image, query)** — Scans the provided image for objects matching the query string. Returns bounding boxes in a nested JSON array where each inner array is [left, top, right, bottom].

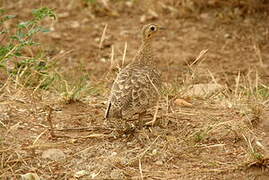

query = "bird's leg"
[[152, 99, 159, 126], [146, 99, 159, 126], [138, 111, 147, 129]]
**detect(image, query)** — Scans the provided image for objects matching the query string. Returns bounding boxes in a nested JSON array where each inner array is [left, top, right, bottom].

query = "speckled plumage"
[[105, 24, 162, 123]]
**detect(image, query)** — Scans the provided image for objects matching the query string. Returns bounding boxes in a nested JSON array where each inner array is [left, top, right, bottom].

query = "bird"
[[105, 23, 163, 128]]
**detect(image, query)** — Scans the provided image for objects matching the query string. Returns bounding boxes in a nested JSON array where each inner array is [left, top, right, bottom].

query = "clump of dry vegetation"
[[0, 0, 269, 179]]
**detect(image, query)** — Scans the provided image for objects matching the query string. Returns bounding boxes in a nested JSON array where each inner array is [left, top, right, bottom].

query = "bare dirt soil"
[[1, 0, 269, 179]]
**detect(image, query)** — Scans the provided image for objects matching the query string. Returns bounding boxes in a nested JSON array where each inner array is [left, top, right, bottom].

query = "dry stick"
[[32, 130, 48, 145], [14, 151, 28, 166], [0, 75, 11, 93], [235, 71, 241, 99], [151, 100, 159, 126], [46, 106, 55, 138], [51, 49, 74, 62], [31, 77, 47, 96], [189, 49, 208, 68], [0, 120, 6, 129], [53, 126, 113, 132], [207, 69, 218, 85], [253, 43, 264, 67], [166, 94, 169, 114], [99, 23, 108, 49], [122, 41, 128, 67], [139, 158, 144, 180], [110, 45, 115, 70], [146, 75, 160, 126], [132, 136, 160, 161], [104, 42, 115, 80], [242, 134, 255, 155], [186, 49, 208, 83], [255, 70, 259, 94]]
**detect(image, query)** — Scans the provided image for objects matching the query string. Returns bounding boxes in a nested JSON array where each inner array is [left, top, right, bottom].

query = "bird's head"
[[141, 24, 164, 42]]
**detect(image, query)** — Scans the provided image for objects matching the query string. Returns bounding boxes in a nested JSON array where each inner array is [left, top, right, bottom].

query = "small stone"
[[185, 83, 223, 97], [125, 1, 133, 7], [148, 9, 159, 18], [200, 13, 210, 20], [69, 21, 80, 28], [152, 149, 157, 155], [21, 173, 40, 180], [58, 12, 70, 18], [155, 160, 163, 165], [74, 170, 89, 178], [110, 169, 124, 179], [42, 148, 66, 161], [100, 58, 107, 62], [50, 32, 61, 39], [224, 33, 231, 39], [94, 37, 100, 42], [174, 98, 193, 107], [140, 15, 146, 23]]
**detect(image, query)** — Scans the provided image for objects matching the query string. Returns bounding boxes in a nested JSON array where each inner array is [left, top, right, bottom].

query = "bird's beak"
[[159, 27, 166, 30]]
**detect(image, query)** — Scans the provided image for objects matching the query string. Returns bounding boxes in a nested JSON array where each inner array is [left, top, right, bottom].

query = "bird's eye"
[[150, 26, 156, 31]]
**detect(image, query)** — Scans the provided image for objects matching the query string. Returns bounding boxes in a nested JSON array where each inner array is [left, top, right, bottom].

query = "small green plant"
[[193, 126, 213, 143], [251, 151, 264, 161], [194, 130, 207, 142], [53, 74, 91, 104], [256, 86, 269, 98], [0, 7, 56, 88]]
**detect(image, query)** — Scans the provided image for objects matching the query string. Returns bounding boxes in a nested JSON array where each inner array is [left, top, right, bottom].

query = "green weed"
[[0, 7, 56, 89]]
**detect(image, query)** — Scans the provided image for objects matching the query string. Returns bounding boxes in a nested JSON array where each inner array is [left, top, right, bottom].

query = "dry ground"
[[1, 0, 269, 179]]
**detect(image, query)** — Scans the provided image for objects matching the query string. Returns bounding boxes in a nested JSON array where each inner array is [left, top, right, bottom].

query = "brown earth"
[[1, 0, 269, 179]]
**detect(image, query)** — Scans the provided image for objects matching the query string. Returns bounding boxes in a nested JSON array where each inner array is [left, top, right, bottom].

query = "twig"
[[146, 74, 161, 126], [189, 49, 208, 67], [122, 41, 127, 67], [110, 45, 115, 70], [99, 24, 108, 49], [53, 126, 113, 132], [0, 120, 7, 129], [33, 130, 48, 145], [146, 99, 159, 126], [46, 105, 55, 138], [146, 75, 160, 96], [139, 158, 144, 180], [132, 136, 160, 161]]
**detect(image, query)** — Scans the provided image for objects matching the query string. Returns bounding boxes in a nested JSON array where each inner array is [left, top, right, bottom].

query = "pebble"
[[42, 148, 66, 161], [21, 173, 40, 180]]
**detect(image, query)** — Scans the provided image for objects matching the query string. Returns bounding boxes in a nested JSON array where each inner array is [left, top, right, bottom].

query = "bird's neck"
[[133, 41, 155, 65]]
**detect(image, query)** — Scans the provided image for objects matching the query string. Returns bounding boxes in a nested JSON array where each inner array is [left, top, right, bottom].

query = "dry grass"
[[1, 53, 268, 179], [1, 0, 269, 179]]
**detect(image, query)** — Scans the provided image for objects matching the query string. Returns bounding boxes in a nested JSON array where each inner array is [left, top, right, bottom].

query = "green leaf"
[[0, 9, 5, 14], [14, 51, 22, 57], [0, 30, 7, 34], [5, 15, 16, 19], [32, 7, 56, 20], [0, 14, 16, 24], [18, 21, 33, 29], [40, 27, 51, 32], [28, 27, 41, 35]]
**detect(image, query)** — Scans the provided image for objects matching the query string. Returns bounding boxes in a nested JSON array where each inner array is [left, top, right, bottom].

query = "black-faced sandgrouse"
[[105, 24, 163, 128]]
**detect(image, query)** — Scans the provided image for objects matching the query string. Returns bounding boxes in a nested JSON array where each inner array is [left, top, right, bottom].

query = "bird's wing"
[[106, 64, 161, 118]]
